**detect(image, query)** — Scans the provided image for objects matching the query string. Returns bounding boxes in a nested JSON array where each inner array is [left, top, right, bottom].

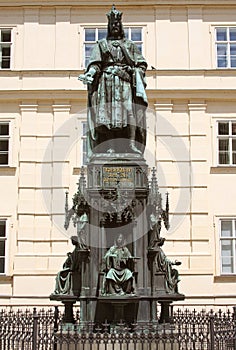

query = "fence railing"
[[0, 306, 235, 350]]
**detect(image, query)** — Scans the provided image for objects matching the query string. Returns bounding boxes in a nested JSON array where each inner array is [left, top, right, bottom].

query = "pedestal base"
[[94, 296, 139, 326], [157, 293, 185, 324], [78, 294, 185, 324], [50, 294, 78, 324]]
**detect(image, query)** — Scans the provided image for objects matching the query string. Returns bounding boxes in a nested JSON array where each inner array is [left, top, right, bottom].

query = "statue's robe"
[[85, 38, 148, 156], [102, 244, 133, 295], [155, 247, 180, 293]]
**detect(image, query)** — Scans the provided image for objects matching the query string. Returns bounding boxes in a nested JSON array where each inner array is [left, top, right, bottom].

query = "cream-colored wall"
[[0, 1, 235, 308], [2, 5, 236, 71]]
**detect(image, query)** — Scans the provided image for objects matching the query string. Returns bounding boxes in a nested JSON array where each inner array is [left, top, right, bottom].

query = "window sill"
[[210, 166, 236, 174], [0, 166, 16, 176], [0, 275, 12, 282], [214, 275, 236, 283]]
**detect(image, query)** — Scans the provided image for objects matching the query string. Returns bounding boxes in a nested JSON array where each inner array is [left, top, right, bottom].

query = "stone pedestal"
[[50, 295, 78, 324], [157, 293, 185, 324], [87, 153, 148, 190], [58, 142, 184, 329], [81, 153, 150, 325], [94, 296, 139, 326]]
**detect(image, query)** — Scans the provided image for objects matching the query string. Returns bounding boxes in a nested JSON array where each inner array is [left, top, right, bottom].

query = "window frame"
[[215, 26, 236, 69], [83, 25, 144, 68], [216, 120, 236, 166], [0, 28, 12, 70], [219, 218, 236, 275], [0, 121, 11, 166], [0, 219, 8, 275]]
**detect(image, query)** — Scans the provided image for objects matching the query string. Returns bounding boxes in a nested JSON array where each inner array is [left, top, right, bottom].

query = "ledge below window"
[[210, 167, 236, 174], [0, 167, 16, 176], [0, 276, 13, 282], [214, 275, 236, 283]]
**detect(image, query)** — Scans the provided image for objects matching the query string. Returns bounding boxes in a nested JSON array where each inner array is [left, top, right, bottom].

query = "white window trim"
[[211, 117, 236, 167], [212, 25, 236, 69], [0, 120, 13, 167], [218, 217, 236, 275], [210, 24, 236, 69], [216, 119, 236, 166], [0, 218, 8, 276], [0, 27, 13, 70]]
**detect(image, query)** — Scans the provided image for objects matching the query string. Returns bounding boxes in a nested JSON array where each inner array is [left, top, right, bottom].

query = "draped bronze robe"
[[86, 38, 148, 157]]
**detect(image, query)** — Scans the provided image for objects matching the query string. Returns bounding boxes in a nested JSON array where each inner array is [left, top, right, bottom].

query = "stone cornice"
[[0, 89, 235, 102], [188, 103, 207, 111], [0, 0, 236, 7], [0, 68, 235, 76], [19, 103, 38, 111], [154, 103, 173, 112], [52, 104, 71, 112]]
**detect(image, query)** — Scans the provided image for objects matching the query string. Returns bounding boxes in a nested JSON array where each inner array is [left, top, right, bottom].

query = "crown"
[[107, 5, 122, 21]]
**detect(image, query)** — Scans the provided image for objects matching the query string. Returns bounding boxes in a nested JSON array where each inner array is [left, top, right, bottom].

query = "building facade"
[[0, 0, 235, 308]]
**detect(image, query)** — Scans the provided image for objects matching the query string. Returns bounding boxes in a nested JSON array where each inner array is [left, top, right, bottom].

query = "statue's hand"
[[78, 73, 94, 85], [174, 260, 182, 266], [126, 66, 133, 73]]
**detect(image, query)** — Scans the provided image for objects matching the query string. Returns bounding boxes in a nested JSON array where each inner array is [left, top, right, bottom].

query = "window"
[[124, 27, 143, 53], [215, 27, 236, 68], [0, 29, 12, 69], [84, 27, 143, 67], [81, 121, 88, 165], [0, 220, 7, 274], [0, 122, 10, 165], [220, 219, 236, 274], [217, 121, 236, 165], [84, 28, 107, 68]]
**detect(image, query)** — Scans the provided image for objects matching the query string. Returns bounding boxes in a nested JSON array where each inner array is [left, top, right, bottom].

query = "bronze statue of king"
[[79, 5, 148, 158]]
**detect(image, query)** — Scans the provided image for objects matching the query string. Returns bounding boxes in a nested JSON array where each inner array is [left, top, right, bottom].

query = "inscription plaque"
[[102, 166, 134, 188]]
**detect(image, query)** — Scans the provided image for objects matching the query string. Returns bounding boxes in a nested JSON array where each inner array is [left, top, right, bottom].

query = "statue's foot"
[[116, 290, 125, 296], [129, 141, 142, 154]]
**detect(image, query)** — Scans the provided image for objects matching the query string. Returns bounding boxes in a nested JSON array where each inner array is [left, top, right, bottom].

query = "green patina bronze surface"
[[79, 5, 148, 158]]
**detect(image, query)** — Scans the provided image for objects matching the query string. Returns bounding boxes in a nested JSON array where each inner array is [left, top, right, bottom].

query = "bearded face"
[[107, 18, 124, 40]]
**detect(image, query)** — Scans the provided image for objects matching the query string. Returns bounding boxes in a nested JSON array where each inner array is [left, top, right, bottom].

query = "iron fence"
[[0, 306, 235, 350]]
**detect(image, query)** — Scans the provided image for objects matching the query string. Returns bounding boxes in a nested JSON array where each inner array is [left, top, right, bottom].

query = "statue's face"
[[108, 18, 122, 38], [116, 234, 124, 246]]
